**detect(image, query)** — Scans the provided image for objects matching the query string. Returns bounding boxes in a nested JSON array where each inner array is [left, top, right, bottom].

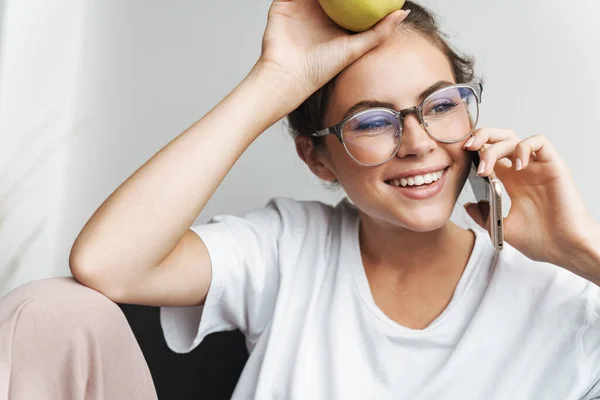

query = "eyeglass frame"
[[312, 81, 484, 167]]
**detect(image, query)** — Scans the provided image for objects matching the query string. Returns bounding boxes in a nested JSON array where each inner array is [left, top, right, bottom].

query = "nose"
[[395, 113, 437, 159]]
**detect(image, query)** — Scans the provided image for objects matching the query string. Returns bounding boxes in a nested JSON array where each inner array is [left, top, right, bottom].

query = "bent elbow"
[[68, 248, 125, 303]]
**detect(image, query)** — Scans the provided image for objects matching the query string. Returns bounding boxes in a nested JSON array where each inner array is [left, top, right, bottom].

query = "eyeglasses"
[[312, 82, 483, 167]]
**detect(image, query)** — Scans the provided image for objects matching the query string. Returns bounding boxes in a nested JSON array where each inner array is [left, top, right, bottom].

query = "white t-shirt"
[[160, 198, 600, 399]]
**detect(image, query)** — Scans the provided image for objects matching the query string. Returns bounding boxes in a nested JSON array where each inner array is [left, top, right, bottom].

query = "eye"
[[344, 111, 398, 138], [425, 99, 459, 116], [356, 117, 393, 131]]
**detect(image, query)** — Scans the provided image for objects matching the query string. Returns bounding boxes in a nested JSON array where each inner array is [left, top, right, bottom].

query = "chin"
[[391, 205, 454, 233], [399, 216, 449, 233]]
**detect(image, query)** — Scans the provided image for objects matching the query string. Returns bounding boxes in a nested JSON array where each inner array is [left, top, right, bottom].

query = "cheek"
[[445, 141, 471, 167], [444, 144, 472, 181], [324, 138, 384, 189], [323, 136, 354, 171], [324, 135, 345, 155]]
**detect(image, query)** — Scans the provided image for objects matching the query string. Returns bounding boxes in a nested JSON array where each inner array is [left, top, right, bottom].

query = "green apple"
[[318, 0, 406, 32]]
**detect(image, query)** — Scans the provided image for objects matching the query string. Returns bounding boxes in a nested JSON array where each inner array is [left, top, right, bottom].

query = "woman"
[[1, 1, 599, 399]]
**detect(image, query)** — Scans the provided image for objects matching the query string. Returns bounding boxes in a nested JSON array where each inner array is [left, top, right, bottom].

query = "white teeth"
[[389, 169, 445, 188]]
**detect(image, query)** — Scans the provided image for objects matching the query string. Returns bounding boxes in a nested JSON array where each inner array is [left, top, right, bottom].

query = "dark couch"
[[119, 304, 248, 399]]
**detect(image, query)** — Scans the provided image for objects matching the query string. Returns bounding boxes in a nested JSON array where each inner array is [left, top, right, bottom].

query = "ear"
[[295, 136, 337, 182]]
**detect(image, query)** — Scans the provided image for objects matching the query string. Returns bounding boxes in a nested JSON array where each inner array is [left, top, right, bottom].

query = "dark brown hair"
[[286, 1, 476, 147]]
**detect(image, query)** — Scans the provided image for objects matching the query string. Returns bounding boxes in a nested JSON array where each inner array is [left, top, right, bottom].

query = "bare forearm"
[[70, 65, 297, 278], [566, 224, 600, 287]]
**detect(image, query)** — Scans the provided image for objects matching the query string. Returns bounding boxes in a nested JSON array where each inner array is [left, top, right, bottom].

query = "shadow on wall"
[[0, 115, 87, 294]]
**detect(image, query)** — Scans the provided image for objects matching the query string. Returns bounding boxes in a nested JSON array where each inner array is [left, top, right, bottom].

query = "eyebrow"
[[340, 80, 455, 121]]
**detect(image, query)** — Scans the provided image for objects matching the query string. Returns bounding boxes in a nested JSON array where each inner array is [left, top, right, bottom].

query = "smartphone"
[[469, 150, 504, 251]]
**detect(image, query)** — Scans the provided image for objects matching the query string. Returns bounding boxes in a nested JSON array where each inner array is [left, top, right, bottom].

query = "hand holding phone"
[[469, 150, 505, 251]]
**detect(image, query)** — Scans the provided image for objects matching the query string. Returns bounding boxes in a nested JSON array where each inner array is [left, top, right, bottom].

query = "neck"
[[358, 213, 475, 277]]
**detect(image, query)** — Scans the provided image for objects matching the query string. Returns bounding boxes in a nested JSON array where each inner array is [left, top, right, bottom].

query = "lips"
[[384, 165, 449, 186], [384, 164, 450, 180], [387, 169, 445, 187], [385, 167, 449, 200]]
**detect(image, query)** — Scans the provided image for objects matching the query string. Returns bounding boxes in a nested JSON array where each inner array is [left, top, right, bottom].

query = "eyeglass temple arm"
[[313, 128, 332, 137]]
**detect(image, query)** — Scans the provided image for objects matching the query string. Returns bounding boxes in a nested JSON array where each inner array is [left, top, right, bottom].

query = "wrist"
[[196, 66, 298, 146], [567, 224, 600, 286], [247, 61, 311, 111]]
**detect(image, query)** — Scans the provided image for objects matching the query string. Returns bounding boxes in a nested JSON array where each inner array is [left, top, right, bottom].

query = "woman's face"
[[319, 33, 472, 232]]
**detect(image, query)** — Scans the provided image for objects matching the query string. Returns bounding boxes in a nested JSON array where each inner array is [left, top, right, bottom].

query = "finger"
[[476, 138, 520, 176], [344, 9, 410, 61], [513, 134, 558, 170], [463, 128, 519, 151], [497, 158, 513, 169]]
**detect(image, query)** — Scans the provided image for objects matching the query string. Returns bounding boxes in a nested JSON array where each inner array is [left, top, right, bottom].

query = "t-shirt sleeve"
[[160, 200, 284, 354], [581, 285, 600, 399]]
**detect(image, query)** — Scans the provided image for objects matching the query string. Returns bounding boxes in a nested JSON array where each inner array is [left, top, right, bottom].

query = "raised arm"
[[69, 0, 409, 307]]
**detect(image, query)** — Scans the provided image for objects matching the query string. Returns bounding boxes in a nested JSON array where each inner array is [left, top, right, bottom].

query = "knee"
[[1, 279, 154, 400], [1, 277, 127, 333]]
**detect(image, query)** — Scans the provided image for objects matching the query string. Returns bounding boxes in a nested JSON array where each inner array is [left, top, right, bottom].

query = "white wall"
[[1, 0, 598, 294], [421, 0, 600, 217], [0, 0, 86, 294]]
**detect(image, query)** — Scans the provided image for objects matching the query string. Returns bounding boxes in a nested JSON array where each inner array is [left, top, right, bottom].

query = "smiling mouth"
[[384, 167, 448, 188]]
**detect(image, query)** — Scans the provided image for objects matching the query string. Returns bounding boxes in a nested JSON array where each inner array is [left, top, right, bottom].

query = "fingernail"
[[477, 160, 486, 175], [463, 202, 473, 209], [515, 157, 523, 171], [463, 137, 475, 148], [395, 9, 411, 24]]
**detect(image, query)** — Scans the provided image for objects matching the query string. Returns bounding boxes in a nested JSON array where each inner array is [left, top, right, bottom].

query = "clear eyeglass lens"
[[341, 110, 400, 166], [421, 86, 478, 141], [339, 86, 478, 166]]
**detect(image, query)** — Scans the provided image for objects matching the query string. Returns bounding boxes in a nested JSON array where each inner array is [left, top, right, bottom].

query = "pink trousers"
[[0, 278, 158, 399]]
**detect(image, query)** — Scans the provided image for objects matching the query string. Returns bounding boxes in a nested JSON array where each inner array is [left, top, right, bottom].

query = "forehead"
[[327, 33, 455, 123]]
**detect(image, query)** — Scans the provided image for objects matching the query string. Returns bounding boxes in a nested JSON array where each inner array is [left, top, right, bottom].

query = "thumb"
[[464, 201, 490, 229], [344, 9, 410, 63]]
